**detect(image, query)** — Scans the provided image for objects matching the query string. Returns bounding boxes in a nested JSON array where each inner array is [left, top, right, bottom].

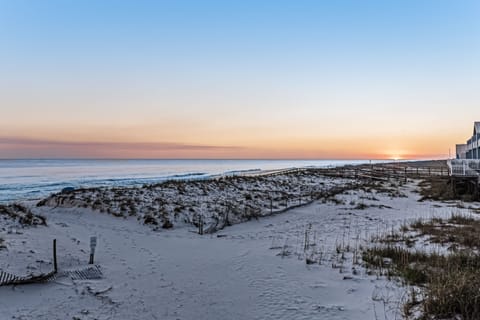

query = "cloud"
[[0, 137, 241, 150], [0, 136, 244, 158]]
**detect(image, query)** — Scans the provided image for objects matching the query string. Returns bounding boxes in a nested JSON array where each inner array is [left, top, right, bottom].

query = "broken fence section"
[[0, 269, 56, 286], [0, 265, 103, 287]]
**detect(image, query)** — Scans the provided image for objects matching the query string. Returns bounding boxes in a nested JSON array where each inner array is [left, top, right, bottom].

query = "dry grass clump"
[[143, 213, 158, 225], [363, 214, 480, 319], [354, 202, 369, 210], [423, 266, 480, 320], [418, 177, 454, 201], [364, 246, 480, 319], [0, 204, 47, 226], [408, 214, 480, 250]]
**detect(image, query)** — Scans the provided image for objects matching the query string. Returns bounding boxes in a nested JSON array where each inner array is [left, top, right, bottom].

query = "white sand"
[[0, 180, 474, 320]]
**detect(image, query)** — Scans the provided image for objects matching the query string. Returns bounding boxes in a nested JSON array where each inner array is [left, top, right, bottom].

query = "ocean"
[[0, 159, 384, 203]]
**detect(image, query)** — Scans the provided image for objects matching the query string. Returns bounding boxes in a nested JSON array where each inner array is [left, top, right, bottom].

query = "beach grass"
[[363, 213, 480, 319]]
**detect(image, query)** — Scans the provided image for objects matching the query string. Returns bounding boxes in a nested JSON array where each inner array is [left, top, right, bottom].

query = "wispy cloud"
[[0, 137, 244, 158], [0, 137, 240, 150]]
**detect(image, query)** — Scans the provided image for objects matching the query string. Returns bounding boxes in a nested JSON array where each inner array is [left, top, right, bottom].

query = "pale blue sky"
[[1, 0, 479, 158]]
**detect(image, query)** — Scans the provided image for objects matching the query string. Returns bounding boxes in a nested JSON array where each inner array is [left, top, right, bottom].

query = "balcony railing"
[[448, 159, 480, 176]]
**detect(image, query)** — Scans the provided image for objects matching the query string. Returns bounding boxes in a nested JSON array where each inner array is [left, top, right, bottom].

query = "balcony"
[[448, 159, 480, 176]]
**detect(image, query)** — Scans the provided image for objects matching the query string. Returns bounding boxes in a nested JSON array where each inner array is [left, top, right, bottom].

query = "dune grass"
[[363, 213, 480, 319], [418, 177, 455, 201], [0, 204, 47, 226]]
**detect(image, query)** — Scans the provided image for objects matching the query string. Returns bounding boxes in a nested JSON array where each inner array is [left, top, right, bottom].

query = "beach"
[[0, 161, 477, 320], [3, 1, 477, 318]]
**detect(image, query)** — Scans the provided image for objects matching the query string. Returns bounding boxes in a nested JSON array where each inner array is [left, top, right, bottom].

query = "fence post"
[[198, 215, 204, 235], [53, 239, 58, 273], [89, 236, 97, 264]]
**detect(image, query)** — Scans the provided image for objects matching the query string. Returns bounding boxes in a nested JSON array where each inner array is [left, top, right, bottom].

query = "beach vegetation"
[[363, 213, 480, 319], [143, 213, 158, 225], [0, 204, 47, 226], [418, 177, 455, 201]]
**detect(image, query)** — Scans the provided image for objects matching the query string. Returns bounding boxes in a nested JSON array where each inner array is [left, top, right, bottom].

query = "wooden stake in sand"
[[89, 236, 97, 264], [53, 239, 57, 273]]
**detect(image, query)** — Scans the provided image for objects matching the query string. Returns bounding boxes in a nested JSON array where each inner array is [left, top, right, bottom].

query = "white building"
[[456, 122, 480, 159], [449, 122, 480, 176]]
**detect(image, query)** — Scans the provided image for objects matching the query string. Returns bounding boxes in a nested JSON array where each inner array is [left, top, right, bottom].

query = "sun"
[[385, 150, 406, 161]]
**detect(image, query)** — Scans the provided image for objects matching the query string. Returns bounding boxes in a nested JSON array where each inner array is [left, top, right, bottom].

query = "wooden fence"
[[0, 265, 102, 287], [0, 238, 102, 287], [316, 165, 449, 181], [0, 269, 56, 286], [236, 165, 449, 181]]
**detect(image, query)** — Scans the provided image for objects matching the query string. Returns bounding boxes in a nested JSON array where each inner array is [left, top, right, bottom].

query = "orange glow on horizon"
[[0, 108, 467, 160], [0, 133, 450, 160]]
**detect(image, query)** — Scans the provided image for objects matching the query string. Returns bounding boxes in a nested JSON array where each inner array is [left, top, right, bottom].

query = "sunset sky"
[[1, 0, 479, 159]]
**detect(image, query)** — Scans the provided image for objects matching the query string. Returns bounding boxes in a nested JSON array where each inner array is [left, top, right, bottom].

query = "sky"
[[1, 0, 479, 159]]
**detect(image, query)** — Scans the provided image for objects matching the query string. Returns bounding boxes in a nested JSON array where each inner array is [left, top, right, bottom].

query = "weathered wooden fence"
[[0, 270, 23, 285], [0, 269, 56, 286], [0, 265, 103, 286], [67, 265, 103, 280], [316, 165, 449, 181]]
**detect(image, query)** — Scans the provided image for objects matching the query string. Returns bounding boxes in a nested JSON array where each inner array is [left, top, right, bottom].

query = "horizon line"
[[0, 157, 439, 161]]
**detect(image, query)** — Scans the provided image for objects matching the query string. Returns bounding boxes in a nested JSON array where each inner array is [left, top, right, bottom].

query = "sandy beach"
[[3, 0, 478, 318], [2, 162, 478, 320]]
